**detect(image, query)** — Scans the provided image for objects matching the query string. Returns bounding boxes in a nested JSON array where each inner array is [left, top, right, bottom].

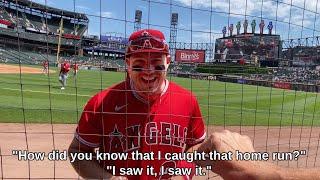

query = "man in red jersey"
[[42, 60, 48, 75], [68, 29, 206, 180], [72, 62, 79, 77], [59, 60, 70, 90]]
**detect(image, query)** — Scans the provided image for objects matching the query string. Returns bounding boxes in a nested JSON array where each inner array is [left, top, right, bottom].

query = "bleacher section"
[[0, 45, 63, 65], [0, 1, 87, 40], [24, 11, 44, 32], [0, 47, 39, 64], [0, 7, 11, 21], [0, 28, 80, 46], [74, 56, 125, 68], [0, 0, 128, 72], [169, 63, 197, 74], [4, 7, 85, 36], [0, 45, 126, 70]]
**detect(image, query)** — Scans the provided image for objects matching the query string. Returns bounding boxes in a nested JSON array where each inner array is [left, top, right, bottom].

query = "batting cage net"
[[0, 0, 320, 179]]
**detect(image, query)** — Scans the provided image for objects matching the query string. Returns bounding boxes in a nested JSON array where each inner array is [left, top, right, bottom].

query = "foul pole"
[[56, 17, 64, 65]]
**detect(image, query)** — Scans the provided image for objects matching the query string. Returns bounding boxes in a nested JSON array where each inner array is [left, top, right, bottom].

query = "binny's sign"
[[175, 49, 205, 63]]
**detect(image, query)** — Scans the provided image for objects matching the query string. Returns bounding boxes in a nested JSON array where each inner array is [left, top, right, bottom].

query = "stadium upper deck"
[[0, 0, 88, 51]]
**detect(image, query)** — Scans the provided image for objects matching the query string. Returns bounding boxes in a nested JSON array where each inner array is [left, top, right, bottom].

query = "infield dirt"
[[0, 64, 55, 74]]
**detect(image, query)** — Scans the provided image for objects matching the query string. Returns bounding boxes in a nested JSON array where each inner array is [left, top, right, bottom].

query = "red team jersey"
[[60, 62, 70, 73], [75, 79, 205, 180], [43, 61, 48, 68], [73, 63, 79, 71]]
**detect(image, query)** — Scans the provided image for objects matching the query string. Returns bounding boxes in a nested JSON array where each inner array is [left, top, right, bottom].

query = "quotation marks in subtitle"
[[11, 149, 307, 176], [103, 165, 211, 176], [195, 165, 212, 176], [11, 150, 307, 162], [234, 150, 307, 161], [12, 150, 67, 161], [273, 150, 307, 161], [106, 166, 116, 175]]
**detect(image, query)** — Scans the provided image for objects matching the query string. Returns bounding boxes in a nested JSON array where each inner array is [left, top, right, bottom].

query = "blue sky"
[[31, 0, 320, 44]]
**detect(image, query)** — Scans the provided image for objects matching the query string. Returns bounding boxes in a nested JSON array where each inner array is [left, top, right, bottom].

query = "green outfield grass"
[[0, 64, 319, 126]]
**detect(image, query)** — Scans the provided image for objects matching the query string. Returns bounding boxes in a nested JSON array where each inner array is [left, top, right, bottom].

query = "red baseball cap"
[[126, 29, 169, 57]]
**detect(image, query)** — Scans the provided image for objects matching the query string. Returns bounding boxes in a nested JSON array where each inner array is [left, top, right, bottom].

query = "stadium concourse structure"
[[0, 0, 200, 72], [0, 0, 87, 61], [0, 0, 126, 69], [207, 19, 320, 93]]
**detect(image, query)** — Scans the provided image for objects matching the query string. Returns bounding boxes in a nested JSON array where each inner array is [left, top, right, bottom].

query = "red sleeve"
[[75, 93, 104, 148], [186, 96, 206, 147]]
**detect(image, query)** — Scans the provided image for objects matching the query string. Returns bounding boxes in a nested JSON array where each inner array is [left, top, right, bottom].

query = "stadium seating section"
[[0, 6, 86, 38], [0, 45, 127, 71], [0, 46, 56, 64]]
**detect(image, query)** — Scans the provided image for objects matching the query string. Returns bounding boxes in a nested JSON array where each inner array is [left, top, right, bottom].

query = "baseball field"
[[0, 63, 319, 126], [1, 63, 320, 179]]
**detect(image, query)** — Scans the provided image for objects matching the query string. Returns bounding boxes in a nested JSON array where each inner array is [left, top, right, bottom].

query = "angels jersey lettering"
[[75, 79, 205, 180]]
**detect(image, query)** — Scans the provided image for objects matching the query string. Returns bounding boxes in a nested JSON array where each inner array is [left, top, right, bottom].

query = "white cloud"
[[175, 0, 256, 14], [192, 29, 223, 43], [99, 11, 113, 18], [179, 22, 187, 29], [174, 0, 319, 37], [138, 5, 148, 11], [76, 5, 90, 11]]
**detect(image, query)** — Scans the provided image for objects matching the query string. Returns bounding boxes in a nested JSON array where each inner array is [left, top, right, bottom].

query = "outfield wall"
[[218, 76, 320, 93]]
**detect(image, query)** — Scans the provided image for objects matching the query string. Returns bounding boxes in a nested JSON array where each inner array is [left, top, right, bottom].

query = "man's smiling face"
[[126, 52, 169, 99]]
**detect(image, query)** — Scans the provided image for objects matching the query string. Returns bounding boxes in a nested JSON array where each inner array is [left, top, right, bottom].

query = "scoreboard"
[[214, 34, 281, 67]]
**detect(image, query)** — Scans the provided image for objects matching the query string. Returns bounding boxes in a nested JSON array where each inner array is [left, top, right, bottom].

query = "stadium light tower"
[[170, 13, 178, 62], [134, 10, 142, 32]]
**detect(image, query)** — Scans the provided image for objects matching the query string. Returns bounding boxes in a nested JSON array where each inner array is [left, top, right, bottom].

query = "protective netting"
[[0, 0, 320, 179]]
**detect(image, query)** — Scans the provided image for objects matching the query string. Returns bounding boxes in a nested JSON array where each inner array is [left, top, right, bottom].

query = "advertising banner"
[[273, 82, 291, 89], [175, 49, 205, 63]]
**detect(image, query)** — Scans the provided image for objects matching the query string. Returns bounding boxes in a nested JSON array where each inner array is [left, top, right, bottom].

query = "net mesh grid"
[[0, 0, 320, 179]]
